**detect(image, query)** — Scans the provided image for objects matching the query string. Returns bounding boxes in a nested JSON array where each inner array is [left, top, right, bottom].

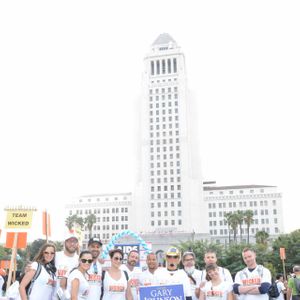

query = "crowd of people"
[[1, 233, 299, 300]]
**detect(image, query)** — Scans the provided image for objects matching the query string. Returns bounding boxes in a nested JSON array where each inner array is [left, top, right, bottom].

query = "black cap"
[[88, 237, 102, 246]]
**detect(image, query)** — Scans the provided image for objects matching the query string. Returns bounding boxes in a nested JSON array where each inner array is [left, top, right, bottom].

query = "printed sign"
[[5, 210, 33, 229], [139, 284, 184, 300], [115, 243, 140, 266]]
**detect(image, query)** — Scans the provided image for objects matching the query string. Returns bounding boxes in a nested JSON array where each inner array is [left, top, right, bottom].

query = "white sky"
[[0, 0, 299, 242]]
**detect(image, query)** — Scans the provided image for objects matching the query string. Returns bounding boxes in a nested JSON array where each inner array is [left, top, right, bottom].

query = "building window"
[[156, 60, 160, 75], [162, 59, 166, 74], [151, 61, 154, 75], [173, 58, 177, 73], [167, 59, 171, 73]]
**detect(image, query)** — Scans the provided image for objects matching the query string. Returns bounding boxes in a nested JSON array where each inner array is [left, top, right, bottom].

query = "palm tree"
[[229, 212, 239, 243], [224, 212, 232, 244], [85, 214, 97, 238], [236, 210, 244, 243], [255, 230, 269, 245], [243, 210, 254, 244], [65, 215, 77, 230]]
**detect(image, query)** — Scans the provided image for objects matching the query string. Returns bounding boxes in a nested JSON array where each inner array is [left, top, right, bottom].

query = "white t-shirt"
[[139, 269, 159, 287], [155, 268, 192, 297], [234, 265, 271, 300], [102, 270, 128, 300], [86, 261, 102, 300], [67, 269, 89, 300], [54, 250, 79, 298], [0, 276, 4, 295], [184, 268, 204, 300], [201, 280, 233, 300], [276, 281, 285, 300], [201, 267, 233, 283], [120, 265, 141, 300], [28, 262, 56, 300]]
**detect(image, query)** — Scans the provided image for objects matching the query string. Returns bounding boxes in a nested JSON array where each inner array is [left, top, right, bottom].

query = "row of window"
[[72, 207, 129, 215], [150, 192, 181, 199], [151, 219, 182, 226], [150, 78, 177, 84], [210, 227, 279, 236], [150, 153, 180, 160], [94, 224, 129, 231], [150, 116, 179, 124], [209, 217, 278, 227], [150, 161, 181, 168], [149, 95, 178, 103], [149, 138, 180, 145], [79, 196, 128, 203], [149, 100, 178, 110], [150, 201, 181, 208], [150, 146, 180, 153], [208, 200, 277, 209], [149, 107, 179, 116], [150, 177, 181, 184], [149, 87, 178, 94], [150, 168, 181, 176], [151, 210, 182, 217], [209, 209, 278, 218], [150, 59, 177, 75], [208, 189, 265, 196], [151, 185, 181, 191]]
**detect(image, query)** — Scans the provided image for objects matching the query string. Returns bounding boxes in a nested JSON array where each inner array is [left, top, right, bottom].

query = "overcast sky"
[[0, 0, 299, 242]]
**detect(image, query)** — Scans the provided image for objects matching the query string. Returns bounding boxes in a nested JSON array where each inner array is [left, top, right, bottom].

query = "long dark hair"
[[33, 243, 56, 275]]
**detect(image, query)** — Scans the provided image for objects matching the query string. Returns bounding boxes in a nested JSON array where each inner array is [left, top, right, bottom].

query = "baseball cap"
[[64, 231, 79, 242], [166, 247, 180, 257], [88, 237, 102, 246]]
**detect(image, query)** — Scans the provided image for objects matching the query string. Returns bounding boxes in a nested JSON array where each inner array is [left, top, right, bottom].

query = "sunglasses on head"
[[81, 259, 93, 264]]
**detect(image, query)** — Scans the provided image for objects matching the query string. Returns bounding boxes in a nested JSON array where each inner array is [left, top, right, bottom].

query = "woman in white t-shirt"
[[200, 263, 233, 300], [67, 250, 92, 300], [19, 243, 57, 300], [102, 249, 133, 300]]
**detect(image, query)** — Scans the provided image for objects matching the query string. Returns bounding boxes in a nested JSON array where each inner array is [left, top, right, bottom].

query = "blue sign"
[[139, 284, 184, 300]]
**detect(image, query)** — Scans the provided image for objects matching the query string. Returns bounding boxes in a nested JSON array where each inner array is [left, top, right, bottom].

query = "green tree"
[[85, 214, 97, 238], [228, 213, 239, 243], [65, 215, 84, 231], [224, 212, 232, 244], [243, 210, 254, 244], [255, 230, 269, 245], [236, 210, 244, 243]]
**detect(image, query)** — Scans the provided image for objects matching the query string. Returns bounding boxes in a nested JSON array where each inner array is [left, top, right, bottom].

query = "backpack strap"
[[123, 270, 129, 281], [100, 270, 106, 300], [27, 263, 42, 295]]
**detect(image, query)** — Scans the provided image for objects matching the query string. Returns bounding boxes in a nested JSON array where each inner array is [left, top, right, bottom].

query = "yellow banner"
[[5, 210, 33, 229]]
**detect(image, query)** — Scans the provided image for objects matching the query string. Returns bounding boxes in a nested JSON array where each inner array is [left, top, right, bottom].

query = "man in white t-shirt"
[[54, 232, 79, 300], [275, 274, 286, 300], [120, 249, 141, 300], [201, 249, 233, 283], [155, 247, 192, 300], [139, 252, 159, 286], [86, 237, 103, 300], [233, 247, 271, 300], [182, 251, 203, 300]]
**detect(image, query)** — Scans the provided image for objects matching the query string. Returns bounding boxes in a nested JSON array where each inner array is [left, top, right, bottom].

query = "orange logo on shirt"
[[129, 278, 139, 287], [88, 274, 101, 282], [57, 269, 67, 278], [207, 290, 224, 297], [242, 277, 261, 286], [109, 285, 125, 292]]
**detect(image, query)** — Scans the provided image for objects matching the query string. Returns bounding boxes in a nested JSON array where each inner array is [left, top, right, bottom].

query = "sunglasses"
[[81, 259, 93, 264], [113, 257, 123, 261], [44, 251, 55, 255], [166, 255, 179, 259]]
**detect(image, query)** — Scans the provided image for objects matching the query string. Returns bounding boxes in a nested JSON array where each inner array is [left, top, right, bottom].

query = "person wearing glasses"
[[19, 243, 57, 300], [101, 249, 133, 300], [199, 263, 233, 300], [181, 251, 203, 300], [67, 250, 93, 300], [155, 247, 192, 300], [86, 237, 103, 300]]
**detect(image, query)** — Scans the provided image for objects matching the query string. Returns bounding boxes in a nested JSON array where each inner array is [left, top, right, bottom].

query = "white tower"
[[134, 33, 208, 237]]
